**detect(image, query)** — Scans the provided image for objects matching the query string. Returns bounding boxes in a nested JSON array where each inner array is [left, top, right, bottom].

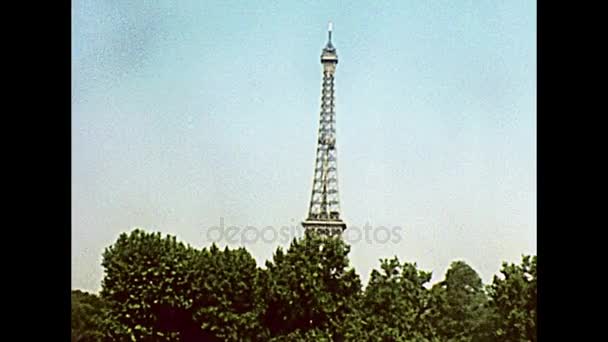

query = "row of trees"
[[72, 229, 536, 341]]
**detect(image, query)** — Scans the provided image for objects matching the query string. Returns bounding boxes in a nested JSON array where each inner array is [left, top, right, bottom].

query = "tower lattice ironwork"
[[302, 23, 347, 236]]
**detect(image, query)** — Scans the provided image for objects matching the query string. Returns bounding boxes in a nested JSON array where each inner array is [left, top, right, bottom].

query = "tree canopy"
[[262, 233, 361, 340], [71, 290, 106, 342], [431, 261, 496, 342], [73, 228, 537, 341], [488, 255, 537, 342]]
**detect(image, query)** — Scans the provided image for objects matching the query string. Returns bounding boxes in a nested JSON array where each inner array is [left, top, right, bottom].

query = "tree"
[[100, 229, 202, 341], [96, 227, 536, 341], [431, 261, 495, 342], [263, 233, 362, 339], [71, 290, 106, 342], [345, 257, 440, 342], [188, 244, 268, 341], [100, 229, 267, 341], [488, 255, 537, 342]]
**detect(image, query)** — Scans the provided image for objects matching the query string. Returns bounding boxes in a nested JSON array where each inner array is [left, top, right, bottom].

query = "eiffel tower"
[[302, 23, 347, 237]]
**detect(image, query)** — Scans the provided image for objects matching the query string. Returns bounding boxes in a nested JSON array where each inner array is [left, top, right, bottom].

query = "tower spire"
[[323, 21, 336, 53], [302, 24, 346, 237]]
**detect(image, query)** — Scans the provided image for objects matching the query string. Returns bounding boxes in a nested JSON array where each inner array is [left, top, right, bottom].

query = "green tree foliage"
[[268, 327, 335, 342], [488, 255, 537, 342], [71, 290, 106, 342], [95, 228, 536, 341], [188, 244, 268, 340], [100, 230, 199, 341], [100, 229, 266, 341], [431, 261, 495, 342], [263, 233, 362, 340], [344, 257, 440, 342]]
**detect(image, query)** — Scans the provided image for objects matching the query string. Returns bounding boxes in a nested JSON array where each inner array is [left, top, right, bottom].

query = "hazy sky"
[[72, 0, 536, 293]]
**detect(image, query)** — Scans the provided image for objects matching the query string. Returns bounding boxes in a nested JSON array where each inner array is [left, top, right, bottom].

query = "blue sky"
[[72, 0, 536, 292]]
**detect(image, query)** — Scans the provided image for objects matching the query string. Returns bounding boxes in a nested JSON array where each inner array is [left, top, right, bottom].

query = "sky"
[[72, 0, 536, 293]]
